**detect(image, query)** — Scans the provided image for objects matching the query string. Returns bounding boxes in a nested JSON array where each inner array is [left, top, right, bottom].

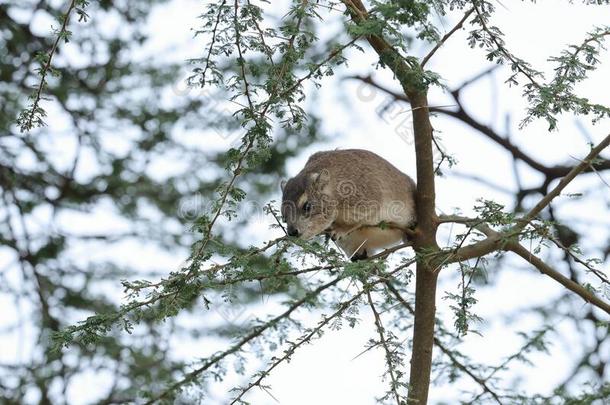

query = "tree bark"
[[406, 91, 439, 404], [339, 2, 441, 402], [408, 266, 438, 403]]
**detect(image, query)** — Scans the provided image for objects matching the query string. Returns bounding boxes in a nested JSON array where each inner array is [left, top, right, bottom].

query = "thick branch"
[[438, 215, 610, 315], [508, 243, 610, 315], [409, 92, 440, 405], [340, 1, 439, 403], [445, 133, 610, 263]]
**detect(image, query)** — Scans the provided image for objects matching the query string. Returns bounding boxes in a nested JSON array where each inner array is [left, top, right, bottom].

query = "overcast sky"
[[3, 1, 610, 404]]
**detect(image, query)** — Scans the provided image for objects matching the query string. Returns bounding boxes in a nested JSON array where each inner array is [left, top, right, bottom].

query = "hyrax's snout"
[[286, 224, 299, 237]]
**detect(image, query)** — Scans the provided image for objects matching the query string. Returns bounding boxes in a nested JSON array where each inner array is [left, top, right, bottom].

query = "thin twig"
[[471, 2, 543, 89], [197, 0, 227, 86], [20, 0, 78, 131], [531, 223, 609, 285], [229, 286, 366, 404], [146, 275, 345, 405], [421, 7, 474, 67], [266, 203, 287, 234], [384, 283, 503, 404], [470, 326, 553, 403], [366, 290, 402, 405], [518, 133, 610, 227]]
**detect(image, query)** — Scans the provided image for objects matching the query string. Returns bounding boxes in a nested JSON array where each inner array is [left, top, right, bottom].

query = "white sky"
[[2, 0, 610, 404]]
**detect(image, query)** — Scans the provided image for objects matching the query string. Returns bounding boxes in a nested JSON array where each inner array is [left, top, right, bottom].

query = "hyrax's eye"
[[302, 201, 312, 213]]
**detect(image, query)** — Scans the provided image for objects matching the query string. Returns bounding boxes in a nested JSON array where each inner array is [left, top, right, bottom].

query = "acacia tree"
[[6, 0, 610, 404], [1, 0, 318, 402]]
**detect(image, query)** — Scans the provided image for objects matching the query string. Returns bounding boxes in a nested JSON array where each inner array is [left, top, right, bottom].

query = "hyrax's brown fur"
[[281, 149, 416, 260]]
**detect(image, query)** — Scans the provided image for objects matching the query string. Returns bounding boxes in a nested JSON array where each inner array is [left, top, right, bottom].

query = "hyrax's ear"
[[280, 179, 287, 192], [308, 169, 330, 187]]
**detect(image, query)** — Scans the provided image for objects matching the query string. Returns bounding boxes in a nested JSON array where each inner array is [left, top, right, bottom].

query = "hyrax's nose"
[[287, 225, 299, 237]]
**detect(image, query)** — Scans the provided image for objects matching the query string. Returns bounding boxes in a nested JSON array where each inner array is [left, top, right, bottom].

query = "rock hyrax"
[[281, 149, 416, 260]]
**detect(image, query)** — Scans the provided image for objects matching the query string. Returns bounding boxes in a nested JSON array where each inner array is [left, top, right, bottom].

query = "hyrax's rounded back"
[[302, 149, 416, 228]]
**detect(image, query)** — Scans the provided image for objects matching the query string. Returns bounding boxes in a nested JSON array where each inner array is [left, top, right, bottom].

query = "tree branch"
[[366, 290, 403, 405], [517, 133, 610, 226], [147, 275, 344, 404], [438, 215, 610, 315], [339, 1, 440, 403], [348, 73, 610, 179], [384, 283, 503, 404], [421, 8, 474, 67], [441, 133, 610, 265], [507, 243, 610, 315], [18, 0, 80, 132]]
